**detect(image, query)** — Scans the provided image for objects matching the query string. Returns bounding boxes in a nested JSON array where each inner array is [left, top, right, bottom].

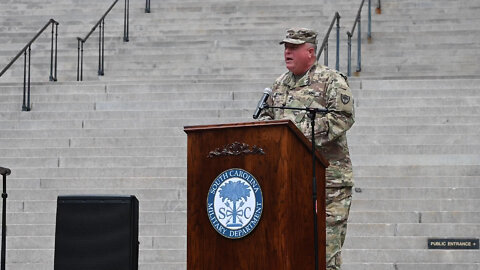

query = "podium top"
[[184, 119, 328, 167]]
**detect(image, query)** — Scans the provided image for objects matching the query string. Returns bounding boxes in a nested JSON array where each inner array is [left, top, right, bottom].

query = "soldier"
[[258, 28, 355, 270]]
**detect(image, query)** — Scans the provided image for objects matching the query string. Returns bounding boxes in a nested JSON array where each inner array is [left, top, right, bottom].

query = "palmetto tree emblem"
[[219, 180, 251, 227]]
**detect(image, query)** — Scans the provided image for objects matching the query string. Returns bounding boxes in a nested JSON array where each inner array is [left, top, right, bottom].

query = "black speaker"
[[54, 195, 139, 270]]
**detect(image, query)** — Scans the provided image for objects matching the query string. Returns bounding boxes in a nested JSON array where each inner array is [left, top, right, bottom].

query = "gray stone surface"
[[0, 0, 479, 269]]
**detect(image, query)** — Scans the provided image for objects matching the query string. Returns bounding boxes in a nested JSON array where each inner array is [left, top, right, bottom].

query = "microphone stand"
[[0, 167, 11, 270], [263, 105, 328, 270]]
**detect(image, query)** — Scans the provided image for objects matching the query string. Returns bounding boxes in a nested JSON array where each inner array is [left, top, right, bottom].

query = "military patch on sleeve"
[[341, 94, 351, 105]]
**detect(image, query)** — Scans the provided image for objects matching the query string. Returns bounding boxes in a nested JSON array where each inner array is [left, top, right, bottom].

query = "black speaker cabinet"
[[54, 195, 139, 270]]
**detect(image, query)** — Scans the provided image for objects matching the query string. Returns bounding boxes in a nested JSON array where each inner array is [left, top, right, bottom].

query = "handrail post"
[[77, 38, 80, 81], [49, 21, 59, 82], [1, 167, 11, 270], [27, 46, 31, 111], [49, 22, 54, 81], [98, 20, 105, 76], [124, 0, 129, 42], [146, 0, 151, 13], [98, 22, 102, 75], [324, 42, 328, 66], [357, 14, 362, 73], [336, 14, 340, 71], [368, 0, 372, 40], [376, 0, 382, 14], [102, 20, 105, 75], [347, 33, 352, 76], [81, 41, 84, 81], [54, 22, 58, 81], [23, 50, 27, 111]]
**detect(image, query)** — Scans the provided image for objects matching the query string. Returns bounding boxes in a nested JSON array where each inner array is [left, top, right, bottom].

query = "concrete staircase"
[[344, 79, 480, 270], [358, 0, 480, 78], [0, 0, 479, 270]]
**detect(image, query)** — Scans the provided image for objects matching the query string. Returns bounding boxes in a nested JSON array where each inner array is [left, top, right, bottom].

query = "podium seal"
[[206, 168, 263, 239]]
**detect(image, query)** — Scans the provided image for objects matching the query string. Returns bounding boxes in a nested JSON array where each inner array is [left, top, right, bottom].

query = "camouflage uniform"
[[259, 29, 355, 269]]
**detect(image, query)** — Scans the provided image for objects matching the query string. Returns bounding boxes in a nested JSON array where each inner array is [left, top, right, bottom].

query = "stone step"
[[354, 89, 480, 99], [360, 79, 480, 90], [0, 249, 187, 264], [6, 174, 477, 189], [3, 211, 185, 226], [2, 223, 187, 236], [2, 109, 473, 125], [352, 187, 480, 200], [0, 127, 183, 138], [0, 155, 186, 167], [5, 188, 185, 201], [2, 222, 476, 239], [350, 144, 480, 154], [0, 130, 475, 146], [38, 177, 185, 189], [0, 109, 254, 120], [4, 144, 478, 158], [354, 165, 480, 177], [0, 81, 269, 94], [354, 116, 480, 125], [0, 262, 189, 270], [352, 199, 480, 212], [343, 263, 480, 270], [344, 236, 462, 250], [350, 124, 480, 135], [16, 199, 187, 213], [0, 146, 186, 158], [0, 176, 185, 189], [0, 136, 186, 148], [343, 249, 480, 263], [3, 90, 480, 108], [349, 134, 480, 145], [355, 107, 480, 117], [6, 166, 187, 178], [2, 235, 183, 250], [347, 223, 480, 237], [352, 154, 480, 166], [346, 263, 480, 270], [348, 211, 480, 224], [354, 176, 480, 188]]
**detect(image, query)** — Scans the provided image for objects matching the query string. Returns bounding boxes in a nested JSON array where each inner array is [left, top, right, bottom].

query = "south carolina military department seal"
[[206, 168, 263, 239]]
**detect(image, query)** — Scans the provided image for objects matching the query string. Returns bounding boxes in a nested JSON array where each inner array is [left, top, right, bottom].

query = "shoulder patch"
[[341, 94, 351, 105]]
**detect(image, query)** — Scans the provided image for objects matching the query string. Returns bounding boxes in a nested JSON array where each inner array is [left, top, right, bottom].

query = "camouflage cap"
[[279, 28, 318, 45]]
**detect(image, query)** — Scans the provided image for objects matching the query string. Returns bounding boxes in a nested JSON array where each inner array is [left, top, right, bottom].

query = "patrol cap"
[[279, 28, 318, 45]]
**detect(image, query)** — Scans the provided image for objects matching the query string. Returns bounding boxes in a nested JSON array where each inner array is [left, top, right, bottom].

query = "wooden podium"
[[184, 120, 328, 270]]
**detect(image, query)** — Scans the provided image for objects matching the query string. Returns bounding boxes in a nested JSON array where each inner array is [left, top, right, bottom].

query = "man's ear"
[[308, 46, 315, 58]]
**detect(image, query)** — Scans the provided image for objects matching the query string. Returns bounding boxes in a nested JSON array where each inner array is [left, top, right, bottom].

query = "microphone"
[[253, 88, 272, 119], [0, 167, 11, 176]]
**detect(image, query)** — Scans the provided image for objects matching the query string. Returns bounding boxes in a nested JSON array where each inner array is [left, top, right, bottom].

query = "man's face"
[[284, 43, 314, 75]]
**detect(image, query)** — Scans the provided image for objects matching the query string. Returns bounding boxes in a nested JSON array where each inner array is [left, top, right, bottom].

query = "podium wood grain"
[[185, 120, 328, 270]]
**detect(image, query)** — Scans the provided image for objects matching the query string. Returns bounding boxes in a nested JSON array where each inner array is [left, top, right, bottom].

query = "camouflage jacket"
[[260, 63, 355, 187]]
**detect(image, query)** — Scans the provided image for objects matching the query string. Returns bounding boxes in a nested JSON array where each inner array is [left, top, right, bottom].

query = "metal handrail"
[[0, 19, 59, 111], [347, 0, 374, 76], [146, 0, 151, 13], [0, 166, 11, 270], [376, 0, 382, 14], [76, 0, 129, 81], [124, 0, 130, 41], [316, 12, 341, 71]]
